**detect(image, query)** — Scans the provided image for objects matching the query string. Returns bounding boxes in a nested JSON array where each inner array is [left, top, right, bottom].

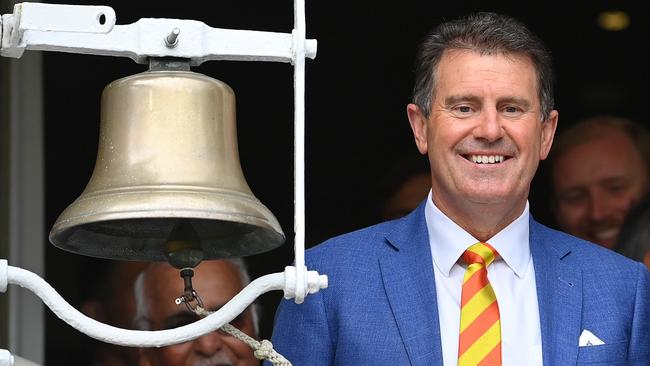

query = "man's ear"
[[539, 110, 559, 160], [407, 103, 429, 155]]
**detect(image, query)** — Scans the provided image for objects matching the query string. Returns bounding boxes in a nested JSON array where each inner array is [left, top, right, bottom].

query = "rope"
[[194, 306, 292, 366]]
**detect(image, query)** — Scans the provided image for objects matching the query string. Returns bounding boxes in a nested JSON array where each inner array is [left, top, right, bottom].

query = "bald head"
[[134, 259, 259, 366]]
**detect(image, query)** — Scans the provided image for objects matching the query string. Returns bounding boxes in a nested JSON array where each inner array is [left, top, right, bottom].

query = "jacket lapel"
[[380, 204, 442, 365], [530, 218, 582, 365]]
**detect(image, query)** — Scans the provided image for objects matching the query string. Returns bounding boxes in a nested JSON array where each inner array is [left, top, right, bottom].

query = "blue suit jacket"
[[269, 202, 650, 365]]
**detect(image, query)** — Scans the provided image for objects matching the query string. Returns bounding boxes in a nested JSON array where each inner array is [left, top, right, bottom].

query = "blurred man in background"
[[133, 259, 259, 366], [549, 116, 650, 249], [379, 155, 431, 221]]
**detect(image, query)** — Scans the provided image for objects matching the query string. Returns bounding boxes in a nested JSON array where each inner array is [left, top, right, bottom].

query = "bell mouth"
[[50, 217, 284, 261], [49, 185, 285, 261]]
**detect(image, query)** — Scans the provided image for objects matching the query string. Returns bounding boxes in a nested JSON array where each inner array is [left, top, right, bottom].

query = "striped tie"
[[458, 242, 501, 366]]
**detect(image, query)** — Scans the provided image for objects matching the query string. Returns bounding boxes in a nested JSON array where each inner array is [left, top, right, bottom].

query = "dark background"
[[41, 1, 649, 363]]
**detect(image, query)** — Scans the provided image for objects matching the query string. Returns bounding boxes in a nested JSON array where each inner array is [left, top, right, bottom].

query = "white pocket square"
[[579, 329, 605, 346]]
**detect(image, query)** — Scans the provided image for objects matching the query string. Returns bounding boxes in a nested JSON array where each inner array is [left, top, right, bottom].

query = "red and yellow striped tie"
[[458, 242, 501, 366]]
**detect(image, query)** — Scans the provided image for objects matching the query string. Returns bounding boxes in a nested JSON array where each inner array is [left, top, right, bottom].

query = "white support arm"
[[0, 260, 326, 347], [0, 3, 317, 65]]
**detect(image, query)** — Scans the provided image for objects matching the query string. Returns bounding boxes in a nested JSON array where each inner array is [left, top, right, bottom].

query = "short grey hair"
[[412, 12, 555, 122], [133, 258, 260, 336]]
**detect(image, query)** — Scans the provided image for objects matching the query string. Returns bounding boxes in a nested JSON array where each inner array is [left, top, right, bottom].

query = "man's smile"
[[459, 153, 514, 165], [466, 154, 506, 164]]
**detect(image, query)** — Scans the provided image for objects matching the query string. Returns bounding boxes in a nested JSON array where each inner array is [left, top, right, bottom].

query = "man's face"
[[108, 261, 149, 329], [408, 50, 557, 224], [106, 261, 149, 365], [140, 261, 258, 366], [552, 131, 648, 248]]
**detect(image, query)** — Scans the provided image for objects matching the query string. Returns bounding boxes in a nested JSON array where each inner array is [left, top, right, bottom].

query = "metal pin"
[[165, 27, 180, 48]]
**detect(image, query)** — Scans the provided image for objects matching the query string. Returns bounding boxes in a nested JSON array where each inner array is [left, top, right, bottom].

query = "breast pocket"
[[576, 341, 628, 365]]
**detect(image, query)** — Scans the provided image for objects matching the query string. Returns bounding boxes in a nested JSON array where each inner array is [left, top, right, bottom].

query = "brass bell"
[[49, 70, 285, 264]]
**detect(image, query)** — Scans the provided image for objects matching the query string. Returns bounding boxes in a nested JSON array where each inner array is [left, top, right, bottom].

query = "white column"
[[4, 0, 45, 359]]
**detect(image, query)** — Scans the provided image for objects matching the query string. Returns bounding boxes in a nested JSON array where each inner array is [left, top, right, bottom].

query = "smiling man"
[[134, 260, 259, 366], [549, 116, 650, 249], [269, 12, 650, 365]]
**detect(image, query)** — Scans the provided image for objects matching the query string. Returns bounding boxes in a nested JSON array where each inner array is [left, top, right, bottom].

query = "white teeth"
[[593, 228, 619, 240], [469, 155, 504, 164]]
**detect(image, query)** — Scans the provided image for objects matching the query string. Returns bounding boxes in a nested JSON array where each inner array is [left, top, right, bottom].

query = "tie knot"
[[461, 242, 498, 267]]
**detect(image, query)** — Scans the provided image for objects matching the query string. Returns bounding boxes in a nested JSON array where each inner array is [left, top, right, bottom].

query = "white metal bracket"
[[0, 2, 316, 65]]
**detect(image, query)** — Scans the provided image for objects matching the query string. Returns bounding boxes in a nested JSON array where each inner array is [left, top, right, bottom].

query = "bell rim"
[[49, 186, 285, 261], [50, 184, 282, 232], [49, 217, 286, 261]]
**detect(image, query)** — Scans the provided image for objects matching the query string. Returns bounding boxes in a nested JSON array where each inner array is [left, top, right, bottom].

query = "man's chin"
[[585, 227, 620, 249], [591, 236, 618, 249], [464, 191, 515, 206]]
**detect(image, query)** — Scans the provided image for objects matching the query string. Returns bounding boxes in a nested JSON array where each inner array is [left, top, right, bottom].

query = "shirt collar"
[[424, 191, 531, 278]]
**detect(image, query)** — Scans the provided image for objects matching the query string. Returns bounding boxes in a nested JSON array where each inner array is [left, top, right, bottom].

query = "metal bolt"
[[165, 27, 180, 48]]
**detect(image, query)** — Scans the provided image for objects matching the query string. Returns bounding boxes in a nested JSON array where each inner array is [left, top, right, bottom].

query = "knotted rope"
[[193, 306, 291, 366]]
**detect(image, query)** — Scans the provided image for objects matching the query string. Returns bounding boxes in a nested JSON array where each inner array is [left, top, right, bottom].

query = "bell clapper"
[[165, 221, 206, 310], [174, 268, 205, 311]]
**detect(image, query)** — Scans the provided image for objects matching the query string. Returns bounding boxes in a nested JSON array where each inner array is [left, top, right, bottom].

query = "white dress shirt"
[[424, 192, 543, 366]]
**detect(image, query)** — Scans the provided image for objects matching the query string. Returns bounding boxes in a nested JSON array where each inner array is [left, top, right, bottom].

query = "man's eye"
[[502, 105, 522, 115], [450, 105, 474, 116], [217, 313, 248, 336], [606, 183, 628, 194], [559, 191, 585, 205]]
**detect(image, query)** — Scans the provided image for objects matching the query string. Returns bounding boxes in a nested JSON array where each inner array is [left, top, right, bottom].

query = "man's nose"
[[588, 192, 612, 221], [472, 110, 504, 142], [194, 330, 225, 356]]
